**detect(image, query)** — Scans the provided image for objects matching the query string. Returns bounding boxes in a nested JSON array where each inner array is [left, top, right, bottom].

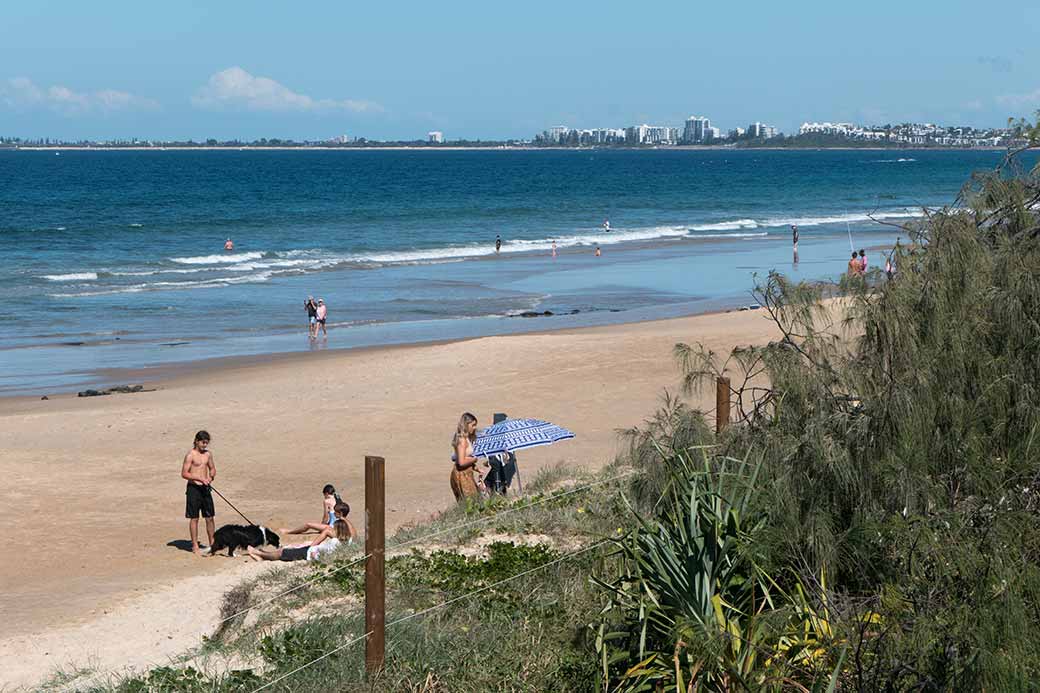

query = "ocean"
[[0, 148, 1028, 395]]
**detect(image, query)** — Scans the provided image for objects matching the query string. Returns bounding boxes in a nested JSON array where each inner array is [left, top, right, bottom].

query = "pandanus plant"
[[595, 449, 843, 692]]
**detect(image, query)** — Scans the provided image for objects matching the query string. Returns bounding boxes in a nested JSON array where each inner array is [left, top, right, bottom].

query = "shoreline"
[[0, 305, 790, 689], [0, 294, 751, 401], [6, 145, 1008, 152]]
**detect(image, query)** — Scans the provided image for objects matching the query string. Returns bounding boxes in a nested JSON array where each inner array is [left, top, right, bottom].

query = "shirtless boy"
[[181, 430, 217, 556]]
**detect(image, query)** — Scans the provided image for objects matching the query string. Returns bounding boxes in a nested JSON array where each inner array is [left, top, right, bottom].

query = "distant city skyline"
[[1, 2, 1038, 141]]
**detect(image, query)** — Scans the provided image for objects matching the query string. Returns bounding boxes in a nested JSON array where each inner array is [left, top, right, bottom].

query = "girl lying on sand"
[[248, 518, 354, 562]]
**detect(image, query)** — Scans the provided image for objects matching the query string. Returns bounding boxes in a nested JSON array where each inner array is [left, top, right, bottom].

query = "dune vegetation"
[[54, 126, 1040, 692]]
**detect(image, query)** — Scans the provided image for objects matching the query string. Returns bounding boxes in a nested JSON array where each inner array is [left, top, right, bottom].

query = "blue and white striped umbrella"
[[472, 418, 575, 457]]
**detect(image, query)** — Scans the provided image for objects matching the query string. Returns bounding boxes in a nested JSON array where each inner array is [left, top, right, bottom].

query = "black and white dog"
[[208, 524, 280, 557]]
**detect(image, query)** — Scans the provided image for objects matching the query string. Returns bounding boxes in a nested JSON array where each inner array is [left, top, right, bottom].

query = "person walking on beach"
[[551, 239, 557, 258], [495, 235, 502, 254], [848, 251, 861, 277], [304, 296, 318, 338], [315, 298, 328, 337], [181, 430, 216, 557], [595, 245, 601, 257], [791, 225, 799, 253], [450, 412, 483, 502], [859, 249, 868, 273]]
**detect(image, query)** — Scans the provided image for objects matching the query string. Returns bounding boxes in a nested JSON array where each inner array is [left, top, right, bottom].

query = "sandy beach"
[[0, 308, 785, 689]]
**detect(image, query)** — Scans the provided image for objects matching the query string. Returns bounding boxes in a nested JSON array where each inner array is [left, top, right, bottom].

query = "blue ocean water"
[[0, 148, 1027, 395]]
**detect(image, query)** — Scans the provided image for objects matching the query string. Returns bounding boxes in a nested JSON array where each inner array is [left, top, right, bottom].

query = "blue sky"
[[1, 0, 1038, 141]]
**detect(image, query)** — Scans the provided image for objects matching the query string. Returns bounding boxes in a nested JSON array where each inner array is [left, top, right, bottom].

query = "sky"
[[1, 0, 1039, 141]]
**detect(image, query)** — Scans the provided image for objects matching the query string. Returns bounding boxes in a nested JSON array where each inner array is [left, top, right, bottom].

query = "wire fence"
[[250, 538, 613, 692], [55, 466, 639, 693], [215, 466, 639, 631], [214, 552, 372, 629], [390, 467, 640, 551], [245, 469, 641, 690]]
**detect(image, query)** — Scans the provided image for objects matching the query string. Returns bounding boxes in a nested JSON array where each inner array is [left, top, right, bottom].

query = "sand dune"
[[0, 308, 784, 689]]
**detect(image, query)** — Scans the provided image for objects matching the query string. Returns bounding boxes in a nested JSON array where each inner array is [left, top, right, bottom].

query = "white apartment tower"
[[683, 116, 711, 144], [428, 131, 444, 143]]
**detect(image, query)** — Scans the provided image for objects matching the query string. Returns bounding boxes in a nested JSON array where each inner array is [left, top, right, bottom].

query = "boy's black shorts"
[[185, 483, 215, 519]]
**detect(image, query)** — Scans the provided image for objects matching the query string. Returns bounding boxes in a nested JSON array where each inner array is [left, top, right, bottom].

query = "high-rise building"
[[541, 126, 570, 144], [428, 131, 444, 143], [626, 124, 679, 145], [625, 124, 650, 144], [683, 116, 711, 144], [747, 123, 779, 139]]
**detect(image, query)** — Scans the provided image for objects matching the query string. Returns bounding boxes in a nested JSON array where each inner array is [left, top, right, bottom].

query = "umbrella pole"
[[514, 455, 523, 494]]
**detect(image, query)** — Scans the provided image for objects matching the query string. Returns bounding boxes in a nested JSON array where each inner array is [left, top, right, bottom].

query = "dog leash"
[[208, 485, 255, 526]]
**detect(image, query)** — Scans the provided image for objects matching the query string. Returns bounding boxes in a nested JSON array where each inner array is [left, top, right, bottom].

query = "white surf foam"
[[169, 252, 264, 265], [41, 272, 98, 281], [688, 219, 760, 232], [689, 231, 769, 239], [761, 209, 926, 228], [50, 271, 275, 297]]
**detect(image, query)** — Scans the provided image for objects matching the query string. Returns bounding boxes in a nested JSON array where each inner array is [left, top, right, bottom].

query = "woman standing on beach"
[[315, 298, 328, 337], [450, 412, 482, 502]]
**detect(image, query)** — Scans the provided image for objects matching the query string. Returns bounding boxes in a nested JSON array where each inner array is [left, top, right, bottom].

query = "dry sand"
[[0, 308, 784, 689]]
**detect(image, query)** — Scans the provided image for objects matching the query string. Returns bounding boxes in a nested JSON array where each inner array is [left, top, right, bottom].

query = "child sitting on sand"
[[280, 484, 342, 536]]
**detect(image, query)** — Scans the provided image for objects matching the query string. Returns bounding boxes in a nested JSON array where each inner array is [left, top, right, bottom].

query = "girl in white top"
[[248, 518, 354, 562]]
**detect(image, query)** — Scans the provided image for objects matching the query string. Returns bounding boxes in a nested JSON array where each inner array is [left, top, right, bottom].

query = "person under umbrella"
[[472, 416, 575, 494]]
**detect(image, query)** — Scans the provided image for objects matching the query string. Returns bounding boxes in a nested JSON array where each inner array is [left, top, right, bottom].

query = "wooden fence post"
[[716, 376, 731, 434], [365, 455, 385, 675]]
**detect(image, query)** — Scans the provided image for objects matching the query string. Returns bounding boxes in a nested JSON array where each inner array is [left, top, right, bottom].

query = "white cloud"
[[192, 67, 380, 114], [997, 88, 1040, 108], [1, 77, 158, 114]]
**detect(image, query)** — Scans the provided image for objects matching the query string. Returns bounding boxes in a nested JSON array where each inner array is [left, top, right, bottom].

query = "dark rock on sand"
[[78, 389, 110, 397], [40, 395, 49, 400], [77, 384, 151, 398], [108, 384, 145, 394], [515, 311, 555, 318]]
